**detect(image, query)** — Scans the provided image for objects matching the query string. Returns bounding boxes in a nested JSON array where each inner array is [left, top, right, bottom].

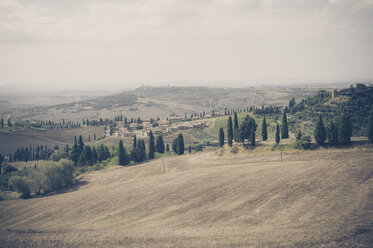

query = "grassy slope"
[[0, 146, 372, 247]]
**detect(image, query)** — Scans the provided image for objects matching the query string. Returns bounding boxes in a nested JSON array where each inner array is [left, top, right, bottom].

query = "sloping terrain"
[[4, 86, 319, 122], [0, 147, 372, 247]]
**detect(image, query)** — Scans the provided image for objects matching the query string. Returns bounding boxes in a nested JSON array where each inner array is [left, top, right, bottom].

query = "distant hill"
[[3, 86, 320, 122]]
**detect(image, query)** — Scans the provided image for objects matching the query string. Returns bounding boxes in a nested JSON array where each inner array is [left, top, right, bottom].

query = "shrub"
[[9, 176, 31, 198], [295, 136, 312, 150], [3, 164, 18, 174], [230, 145, 239, 154]]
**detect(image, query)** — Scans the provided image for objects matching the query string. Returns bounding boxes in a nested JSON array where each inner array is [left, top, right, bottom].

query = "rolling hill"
[[3, 86, 321, 122], [0, 146, 372, 247]]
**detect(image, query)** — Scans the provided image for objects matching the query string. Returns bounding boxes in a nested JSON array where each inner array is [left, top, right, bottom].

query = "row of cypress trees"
[[118, 131, 178, 166], [314, 111, 354, 146], [220, 111, 289, 147]]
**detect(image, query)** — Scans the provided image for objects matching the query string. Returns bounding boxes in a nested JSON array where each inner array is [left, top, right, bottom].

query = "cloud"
[[0, 0, 353, 45]]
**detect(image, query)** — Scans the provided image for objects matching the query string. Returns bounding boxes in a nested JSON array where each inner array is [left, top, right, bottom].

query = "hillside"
[[3, 86, 319, 122], [0, 147, 372, 247], [289, 84, 373, 136]]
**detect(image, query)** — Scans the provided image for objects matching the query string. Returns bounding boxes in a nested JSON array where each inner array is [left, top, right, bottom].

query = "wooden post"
[[162, 158, 166, 174], [280, 149, 283, 162]]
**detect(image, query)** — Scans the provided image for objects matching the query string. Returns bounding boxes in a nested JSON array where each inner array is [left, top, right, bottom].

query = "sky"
[[0, 0, 372, 90]]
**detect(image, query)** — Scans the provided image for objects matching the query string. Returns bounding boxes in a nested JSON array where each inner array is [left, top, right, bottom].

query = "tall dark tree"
[[118, 140, 129, 166], [148, 131, 155, 160], [137, 139, 147, 162], [233, 112, 239, 141], [314, 115, 326, 146], [368, 111, 373, 144], [130, 135, 138, 162], [281, 111, 289, 139], [70, 139, 82, 166], [155, 135, 165, 153], [78, 135, 84, 150], [0, 118, 3, 128], [275, 123, 280, 145], [218, 127, 224, 147], [338, 111, 353, 146], [327, 120, 339, 146], [188, 145, 192, 153], [92, 146, 98, 164], [7, 118, 11, 127], [261, 117, 267, 141], [166, 144, 170, 152], [227, 116, 233, 146], [250, 126, 256, 146], [0, 154, 4, 175], [172, 139, 178, 153], [177, 133, 184, 155]]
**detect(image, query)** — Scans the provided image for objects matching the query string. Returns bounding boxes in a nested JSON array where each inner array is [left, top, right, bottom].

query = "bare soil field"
[[0, 146, 372, 247], [0, 126, 104, 154]]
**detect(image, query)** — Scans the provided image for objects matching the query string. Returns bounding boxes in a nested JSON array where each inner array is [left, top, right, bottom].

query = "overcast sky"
[[0, 0, 372, 90]]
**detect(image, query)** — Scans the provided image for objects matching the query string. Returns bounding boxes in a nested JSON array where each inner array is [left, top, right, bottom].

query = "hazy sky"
[[0, 0, 372, 90]]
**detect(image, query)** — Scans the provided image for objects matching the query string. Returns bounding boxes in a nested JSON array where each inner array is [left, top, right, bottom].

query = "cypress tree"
[[281, 111, 289, 139], [155, 135, 165, 153], [133, 135, 137, 148], [177, 133, 184, 155], [218, 127, 224, 147], [0, 118, 3, 128], [314, 115, 326, 146], [338, 111, 353, 146], [275, 123, 280, 145], [70, 139, 81, 166], [92, 146, 98, 164], [368, 111, 373, 144], [137, 139, 147, 162], [118, 140, 129, 165], [148, 131, 155, 160], [250, 126, 256, 146], [327, 120, 339, 146], [78, 135, 84, 150], [172, 139, 178, 153], [261, 117, 267, 141], [233, 112, 239, 141], [94, 133, 96, 140], [7, 118, 11, 127], [227, 116, 233, 146], [188, 145, 192, 153], [166, 144, 170, 152]]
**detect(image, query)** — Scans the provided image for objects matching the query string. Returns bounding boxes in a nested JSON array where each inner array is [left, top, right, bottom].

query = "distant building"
[[169, 116, 182, 122]]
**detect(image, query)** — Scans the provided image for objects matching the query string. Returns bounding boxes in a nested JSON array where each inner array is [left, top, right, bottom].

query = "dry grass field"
[[0, 146, 372, 247]]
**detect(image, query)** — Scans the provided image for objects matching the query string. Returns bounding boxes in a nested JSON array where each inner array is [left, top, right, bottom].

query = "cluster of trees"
[[70, 136, 111, 166], [253, 105, 281, 115], [11, 145, 52, 162], [7, 159, 75, 198], [313, 111, 354, 146], [117, 132, 170, 166], [0, 118, 12, 128], [221, 111, 289, 147], [172, 134, 185, 155]]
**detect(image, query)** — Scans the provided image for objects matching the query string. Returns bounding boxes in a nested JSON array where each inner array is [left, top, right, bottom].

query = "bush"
[[9, 159, 75, 197], [230, 145, 239, 154], [295, 136, 312, 150], [3, 164, 18, 174], [9, 176, 31, 198]]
